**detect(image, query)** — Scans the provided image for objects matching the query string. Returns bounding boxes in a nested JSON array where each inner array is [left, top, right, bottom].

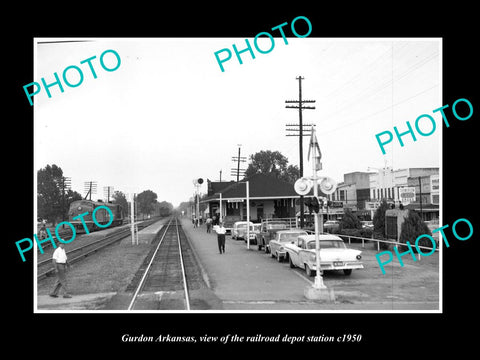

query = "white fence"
[[335, 233, 440, 260], [261, 217, 298, 229]]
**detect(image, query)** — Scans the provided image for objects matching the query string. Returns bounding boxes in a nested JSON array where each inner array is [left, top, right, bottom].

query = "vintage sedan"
[[268, 229, 308, 262], [323, 220, 340, 232], [256, 220, 289, 251], [284, 234, 364, 276], [242, 223, 261, 245], [232, 221, 254, 240]]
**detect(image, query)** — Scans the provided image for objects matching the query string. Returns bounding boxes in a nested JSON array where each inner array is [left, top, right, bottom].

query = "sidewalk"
[[179, 217, 318, 310]]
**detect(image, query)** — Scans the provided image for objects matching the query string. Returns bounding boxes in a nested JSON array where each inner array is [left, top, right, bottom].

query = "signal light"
[[305, 197, 320, 214], [193, 178, 204, 185]]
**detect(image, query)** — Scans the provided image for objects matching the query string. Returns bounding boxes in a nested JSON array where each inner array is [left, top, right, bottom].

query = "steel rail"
[[127, 217, 191, 311], [175, 217, 191, 310], [127, 218, 173, 311], [37, 228, 132, 280], [37, 228, 130, 268], [37, 219, 160, 280]]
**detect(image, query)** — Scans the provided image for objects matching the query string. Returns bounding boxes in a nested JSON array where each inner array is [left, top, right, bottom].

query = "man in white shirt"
[[214, 222, 227, 254], [49, 242, 72, 298]]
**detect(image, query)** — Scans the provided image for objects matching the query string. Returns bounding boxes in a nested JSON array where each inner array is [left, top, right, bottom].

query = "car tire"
[[270, 251, 275, 258], [276, 253, 282, 262], [289, 256, 295, 268], [343, 269, 352, 276]]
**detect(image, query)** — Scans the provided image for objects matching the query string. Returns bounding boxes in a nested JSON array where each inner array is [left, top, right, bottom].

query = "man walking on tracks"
[[215, 222, 227, 254], [49, 242, 72, 298]]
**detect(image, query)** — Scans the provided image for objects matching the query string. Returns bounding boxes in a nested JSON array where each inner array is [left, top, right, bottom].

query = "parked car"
[[256, 220, 289, 251], [268, 229, 308, 262], [361, 220, 374, 229], [284, 234, 364, 276], [232, 221, 254, 240], [323, 220, 340, 232], [243, 223, 261, 245], [223, 215, 241, 235]]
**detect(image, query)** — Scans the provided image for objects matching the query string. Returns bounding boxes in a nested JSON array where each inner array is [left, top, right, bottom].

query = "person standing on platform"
[[206, 217, 213, 233], [215, 222, 227, 254], [49, 242, 72, 298]]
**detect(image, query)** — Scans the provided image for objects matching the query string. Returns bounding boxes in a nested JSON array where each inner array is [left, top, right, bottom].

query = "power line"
[[321, 83, 439, 136]]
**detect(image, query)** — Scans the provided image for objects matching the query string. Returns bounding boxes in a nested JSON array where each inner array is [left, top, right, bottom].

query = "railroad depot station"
[[196, 167, 439, 224]]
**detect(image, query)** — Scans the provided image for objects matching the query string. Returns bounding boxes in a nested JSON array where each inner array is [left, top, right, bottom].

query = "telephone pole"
[[285, 76, 316, 228], [231, 144, 246, 181], [60, 176, 71, 228], [103, 186, 114, 202], [285, 123, 316, 137], [83, 181, 97, 200]]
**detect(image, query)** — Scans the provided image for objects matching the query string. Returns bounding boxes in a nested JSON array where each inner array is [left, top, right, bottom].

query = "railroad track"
[[127, 217, 198, 311], [37, 218, 160, 280]]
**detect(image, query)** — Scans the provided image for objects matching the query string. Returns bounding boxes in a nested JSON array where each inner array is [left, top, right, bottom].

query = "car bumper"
[[310, 262, 364, 271]]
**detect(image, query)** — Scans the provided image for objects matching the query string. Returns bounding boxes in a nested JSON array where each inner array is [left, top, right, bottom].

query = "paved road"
[[181, 217, 439, 311]]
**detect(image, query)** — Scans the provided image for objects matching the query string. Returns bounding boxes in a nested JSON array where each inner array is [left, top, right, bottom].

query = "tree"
[[112, 191, 128, 217], [399, 210, 433, 252], [136, 190, 158, 218], [372, 199, 390, 249], [157, 201, 174, 217], [244, 150, 299, 184], [37, 164, 81, 224], [38, 165, 63, 223], [373, 199, 389, 238], [176, 201, 192, 216], [340, 208, 361, 229], [282, 164, 301, 184]]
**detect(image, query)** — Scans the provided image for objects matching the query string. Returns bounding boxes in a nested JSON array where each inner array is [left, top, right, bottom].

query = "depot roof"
[[204, 173, 299, 201]]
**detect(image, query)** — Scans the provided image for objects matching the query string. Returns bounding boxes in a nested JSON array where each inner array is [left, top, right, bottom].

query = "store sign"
[[399, 187, 416, 205], [365, 201, 381, 210], [227, 199, 244, 203], [329, 201, 343, 208]]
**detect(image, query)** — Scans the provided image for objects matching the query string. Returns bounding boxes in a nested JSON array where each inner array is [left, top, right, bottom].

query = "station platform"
[[136, 219, 165, 244], [178, 217, 316, 310]]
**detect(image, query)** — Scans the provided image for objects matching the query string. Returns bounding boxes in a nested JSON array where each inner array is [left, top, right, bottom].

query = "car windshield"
[[306, 240, 346, 249], [279, 232, 306, 242]]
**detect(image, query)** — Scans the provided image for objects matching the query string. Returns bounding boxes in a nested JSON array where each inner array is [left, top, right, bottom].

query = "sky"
[[34, 37, 441, 207]]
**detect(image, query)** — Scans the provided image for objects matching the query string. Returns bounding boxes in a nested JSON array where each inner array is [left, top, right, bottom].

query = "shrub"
[[340, 209, 361, 230], [398, 210, 433, 253]]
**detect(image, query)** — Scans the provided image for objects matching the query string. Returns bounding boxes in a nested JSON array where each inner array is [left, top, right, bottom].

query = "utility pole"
[[103, 186, 114, 202], [130, 193, 138, 245], [285, 76, 316, 228], [418, 176, 423, 220], [60, 176, 71, 228], [231, 144, 246, 181], [285, 123, 316, 137], [83, 181, 97, 201]]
